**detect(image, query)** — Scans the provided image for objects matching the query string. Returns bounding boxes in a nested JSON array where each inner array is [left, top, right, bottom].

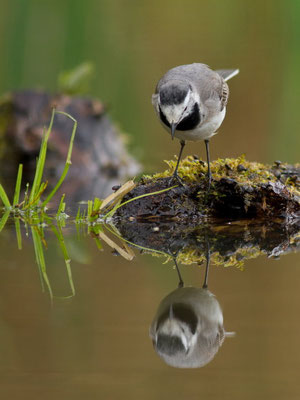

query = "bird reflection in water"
[[150, 245, 234, 368]]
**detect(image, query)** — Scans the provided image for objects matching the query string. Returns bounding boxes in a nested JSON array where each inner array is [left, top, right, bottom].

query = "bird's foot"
[[167, 172, 185, 187]]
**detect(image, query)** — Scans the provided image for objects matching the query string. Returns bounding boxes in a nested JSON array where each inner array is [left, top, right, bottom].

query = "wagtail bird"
[[149, 256, 233, 368], [150, 286, 226, 368], [152, 63, 239, 187]]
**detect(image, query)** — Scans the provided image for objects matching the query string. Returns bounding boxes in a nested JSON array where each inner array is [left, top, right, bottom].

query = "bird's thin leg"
[[172, 140, 186, 182], [203, 235, 210, 289], [173, 257, 184, 288], [204, 139, 211, 191]]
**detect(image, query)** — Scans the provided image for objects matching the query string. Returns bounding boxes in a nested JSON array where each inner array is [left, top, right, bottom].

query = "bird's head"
[[153, 81, 201, 138], [153, 303, 198, 358], [149, 288, 232, 368]]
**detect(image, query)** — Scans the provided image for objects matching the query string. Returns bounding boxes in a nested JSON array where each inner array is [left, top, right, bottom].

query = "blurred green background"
[[0, 0, 299, 171]]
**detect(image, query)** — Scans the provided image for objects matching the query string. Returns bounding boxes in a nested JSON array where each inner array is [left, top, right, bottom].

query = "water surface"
[[0, 217, 299, 399]]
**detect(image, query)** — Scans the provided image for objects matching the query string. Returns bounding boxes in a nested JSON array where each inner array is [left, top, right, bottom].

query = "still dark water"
[[0, 216, 299, 400]]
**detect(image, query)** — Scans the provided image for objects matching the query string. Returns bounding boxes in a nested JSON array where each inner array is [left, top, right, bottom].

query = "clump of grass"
[[0, 108, 77, 300], [0, 108, 77, 219], [87, 197, 102, 221]]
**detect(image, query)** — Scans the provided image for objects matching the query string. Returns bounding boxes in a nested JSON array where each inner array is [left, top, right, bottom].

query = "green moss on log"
[[113, 156, 299, 220]]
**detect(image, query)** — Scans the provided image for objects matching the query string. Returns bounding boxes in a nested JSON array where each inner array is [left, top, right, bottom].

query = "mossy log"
[[113, 156, 300, 221]]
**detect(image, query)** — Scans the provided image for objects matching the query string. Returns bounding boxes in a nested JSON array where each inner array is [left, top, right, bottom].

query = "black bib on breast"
[[159, 103, 200, 131]]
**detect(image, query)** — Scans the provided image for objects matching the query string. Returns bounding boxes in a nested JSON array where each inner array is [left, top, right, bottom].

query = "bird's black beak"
[[171, 122, 177, 140]]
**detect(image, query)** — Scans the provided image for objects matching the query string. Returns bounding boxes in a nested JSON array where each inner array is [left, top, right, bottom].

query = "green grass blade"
[[29, 130, 46, 203], [93, 197, 102, 212], [29, 108, 55, 203], [0, 210, 10, 232], [24, 181, 48, 209], [13, 164, 23, 206], [51, 223, 75, 296], [14, 218, 22, 249], [56, 111, 77, 162], [31, 227, 53, 300], [94, 237, 103, 250], [41, 112, 77, 208], [75, 207, 81, 221], [0, 184, 11, 209], [104, 185, 178, 219], [57, 194, 66, 216], [31, 227, 45, 290], [87, 200, 93, 218], [42, 164, 71, 208], [64, 258, 75, 296]]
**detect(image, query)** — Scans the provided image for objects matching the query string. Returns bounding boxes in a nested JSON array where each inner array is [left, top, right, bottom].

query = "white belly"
[[172, 108, 226, 142]]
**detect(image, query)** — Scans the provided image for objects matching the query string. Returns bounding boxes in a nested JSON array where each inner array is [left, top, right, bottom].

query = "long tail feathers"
[[216, 69, 239, 82]]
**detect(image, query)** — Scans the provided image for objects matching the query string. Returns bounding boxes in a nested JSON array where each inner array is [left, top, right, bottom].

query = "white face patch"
[[190, 90, 200, 108], [158, 319, 189, 351], [159, 90, 191, 125]]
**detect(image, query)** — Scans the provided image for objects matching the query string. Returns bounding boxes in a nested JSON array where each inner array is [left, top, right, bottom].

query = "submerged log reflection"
[[113, 219, 299, 268]]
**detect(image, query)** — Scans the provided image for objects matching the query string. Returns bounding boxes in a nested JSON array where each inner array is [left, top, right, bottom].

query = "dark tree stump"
[[0, 90, 140, 200]]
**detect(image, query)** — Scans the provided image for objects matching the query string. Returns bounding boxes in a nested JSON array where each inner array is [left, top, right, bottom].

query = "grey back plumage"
[[155, 63, 224, 104], [155, 63, 239, 99]]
